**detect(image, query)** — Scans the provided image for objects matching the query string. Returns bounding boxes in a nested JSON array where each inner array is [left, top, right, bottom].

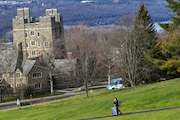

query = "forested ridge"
[[0, 0, 170, 38]]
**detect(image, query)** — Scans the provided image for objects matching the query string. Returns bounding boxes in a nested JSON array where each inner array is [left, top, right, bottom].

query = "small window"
[[24, 18, 28, 23], [15, 73, 20, 78], [31, 31, 35, 36], [32, 51, 36, 56], [32, 72, 42, 78], [34, 83, 42, 89], [26, 42, 29, 48], [1, 85, 5, 89], [25, 32, 28, 38], [31, 41, 36, 46], [16, 84, 22, 88], [37, 32, 40, 37], [38, 42, 41, 47], [27, 52, 30, 58], [9, 73, 14, 78], [44, 41, 49, 47]]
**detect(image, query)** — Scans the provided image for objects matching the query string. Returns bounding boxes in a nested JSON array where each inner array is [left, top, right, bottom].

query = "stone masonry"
[[12, 8, 66, 59]]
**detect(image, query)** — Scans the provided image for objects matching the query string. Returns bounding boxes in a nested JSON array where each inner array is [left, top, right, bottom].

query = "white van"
[[106, 78, 124, 90]]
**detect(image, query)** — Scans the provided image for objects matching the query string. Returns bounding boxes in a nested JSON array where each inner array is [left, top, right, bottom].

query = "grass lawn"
[[0, 78, 179, 120], [100, 108, 180, 120]]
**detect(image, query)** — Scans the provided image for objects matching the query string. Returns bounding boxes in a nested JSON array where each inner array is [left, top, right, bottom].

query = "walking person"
[[113, 97, 122, 115]]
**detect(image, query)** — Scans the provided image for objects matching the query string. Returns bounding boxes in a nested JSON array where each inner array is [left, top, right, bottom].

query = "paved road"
[[0, 91, 84, 110], [0, 85, 106, 110]]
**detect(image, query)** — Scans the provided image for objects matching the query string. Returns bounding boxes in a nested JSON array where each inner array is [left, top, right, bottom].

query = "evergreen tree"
[[134, 2, 157, 51], [134, 2, 158, 83], [159, 0, 180, 31], [153, 0, 180, 78], [153, 32, 180, 77], [119, 2, 158, 86]]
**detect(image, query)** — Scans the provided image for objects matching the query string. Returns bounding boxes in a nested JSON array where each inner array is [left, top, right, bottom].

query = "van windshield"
[[110, 79, 121, 85]]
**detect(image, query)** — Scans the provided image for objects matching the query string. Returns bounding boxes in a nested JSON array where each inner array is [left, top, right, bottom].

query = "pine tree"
[[153, 32, 180, 77], [134, 2, 158, 83], [134, 2, 157, 51], [159, 0, 180, 31], [153, 0, 180, 78], [120, 2, 158, 86]]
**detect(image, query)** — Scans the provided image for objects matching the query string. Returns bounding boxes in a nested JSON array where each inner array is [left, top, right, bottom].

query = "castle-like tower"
[[12, 8, 66, 59]]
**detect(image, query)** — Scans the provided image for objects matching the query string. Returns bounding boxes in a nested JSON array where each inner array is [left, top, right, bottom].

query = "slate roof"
[[0, 50, 37, 76], [0, 49, 76, 76], [0, 50, 18, 73], [54, 59, 75, 72], [21, 60, 36, 75]]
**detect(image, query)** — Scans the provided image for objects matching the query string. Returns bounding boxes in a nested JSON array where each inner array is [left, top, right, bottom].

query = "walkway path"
[[0, 89, 84, 110], [0, 85, 104, 110], [80, 106, 180, 120]]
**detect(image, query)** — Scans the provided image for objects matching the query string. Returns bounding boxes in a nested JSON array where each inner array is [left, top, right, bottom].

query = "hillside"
[[0, 0, 171, 38], [0, 78, 179, 120]]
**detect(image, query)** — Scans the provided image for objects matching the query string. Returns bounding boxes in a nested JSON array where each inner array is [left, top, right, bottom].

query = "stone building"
[[0, 44, 49, 96], [12, 8, 66, 59], [0, 43, 76, 97], [0, 8, 78, 97]]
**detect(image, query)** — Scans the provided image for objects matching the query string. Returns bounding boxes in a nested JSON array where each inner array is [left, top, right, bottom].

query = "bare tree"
[[114, 15, 141, 87], [36, 34, 68, 95], [94, 28, 123, 85], [66, 24, 102, 97], [16, 84, 28, 100], [115, 14, 156, 87], [0, 49, 18, 102]]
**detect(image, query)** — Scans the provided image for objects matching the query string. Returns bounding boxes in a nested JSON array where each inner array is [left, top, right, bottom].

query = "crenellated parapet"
[[12, 8, 61, 28]]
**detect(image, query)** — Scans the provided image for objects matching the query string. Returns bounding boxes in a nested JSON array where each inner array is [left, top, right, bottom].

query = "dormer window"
[[15, 73, 20, 78], [9, 73, 14, 78]]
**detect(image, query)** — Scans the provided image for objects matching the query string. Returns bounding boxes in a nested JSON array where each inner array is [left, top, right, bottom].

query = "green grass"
[[2, 92, 64, 102], [0, 78, 179, 120], [3, 96, 17, 102], [101, 108, 180, 120]]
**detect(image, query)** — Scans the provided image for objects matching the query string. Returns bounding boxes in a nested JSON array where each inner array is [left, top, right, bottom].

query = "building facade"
[[0, 46, 50, 96], [12, 8, 66, 59]]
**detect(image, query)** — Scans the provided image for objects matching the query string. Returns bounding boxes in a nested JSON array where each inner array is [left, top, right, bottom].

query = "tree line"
[[0, 0, 179, 98], [65, 0, 180, 97]]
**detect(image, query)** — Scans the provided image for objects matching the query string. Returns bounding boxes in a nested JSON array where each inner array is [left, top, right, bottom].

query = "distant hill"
[[0, 0, 171, 38]]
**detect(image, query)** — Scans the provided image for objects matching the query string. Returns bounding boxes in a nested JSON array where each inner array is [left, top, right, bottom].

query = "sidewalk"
[[0, 85, 106, 110], [0, 88, 84, 109], [79, 106, 180, 120]]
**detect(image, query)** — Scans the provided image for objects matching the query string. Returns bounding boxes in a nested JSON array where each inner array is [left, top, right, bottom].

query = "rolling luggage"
[[112, 106, 117, 116]]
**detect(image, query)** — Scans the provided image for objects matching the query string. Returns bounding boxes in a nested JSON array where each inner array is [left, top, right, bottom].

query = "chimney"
[[18, 42, 22, 51], [17, 42, 23, 60], [67, 52, 72, 59], [39, 54, 43, 63]]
